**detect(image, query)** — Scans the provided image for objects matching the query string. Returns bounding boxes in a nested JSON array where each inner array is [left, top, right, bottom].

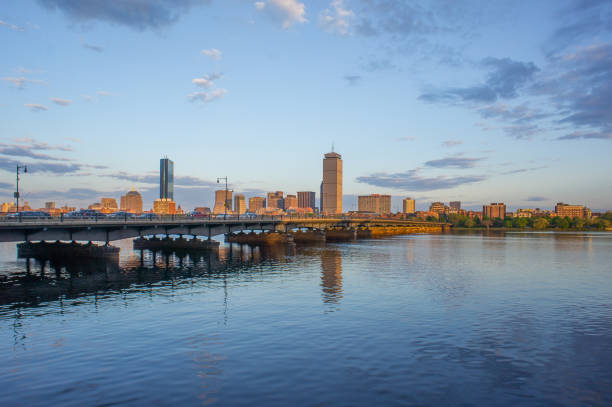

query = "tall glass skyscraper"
[[160, 158, 174, 200]]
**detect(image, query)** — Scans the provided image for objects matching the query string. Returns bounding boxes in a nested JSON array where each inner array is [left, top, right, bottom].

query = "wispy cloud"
[[356, 169, 486, 191], [557, 131, 612, 140], [255, 0, 307, 29], [397, 136, 416, 142], [343, 75, 361, 85], [201, 48, 221, 60], [37, 0, 211, 31], [420, 57, 539, 104], [527, 196, 548, 202], [1, 77, 46, 89], [192, 73, 223, 89], [425, 156, 483, 169], [97, 90, 112, 96], [82, 41, 104, 52], [0, 19, 25, 32], [319, 0, 353, 35], [24, 103, 49, 112], [188, 89, 228, 103], [442, 140, 463, 147], [50, 98, 72, 106], [500, 166, 547, 175]]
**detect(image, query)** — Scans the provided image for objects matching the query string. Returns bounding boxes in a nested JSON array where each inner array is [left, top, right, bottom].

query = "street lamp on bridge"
[[15, 165, 27, 213]]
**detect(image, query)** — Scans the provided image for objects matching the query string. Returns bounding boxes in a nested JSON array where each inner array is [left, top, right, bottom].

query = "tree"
[[464, 218, 475, 228], [504, 219, 513, 228], [533, 218, 549, 230]]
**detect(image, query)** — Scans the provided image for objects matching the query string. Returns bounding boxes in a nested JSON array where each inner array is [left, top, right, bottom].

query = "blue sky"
[[1, 0, 611, 211]]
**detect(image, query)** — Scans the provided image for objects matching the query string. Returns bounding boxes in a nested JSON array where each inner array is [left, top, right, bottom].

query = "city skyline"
[[1, 1, 612, 212]]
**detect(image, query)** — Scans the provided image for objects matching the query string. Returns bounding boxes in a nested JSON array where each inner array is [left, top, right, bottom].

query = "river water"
[[1, 231, 611, 406]]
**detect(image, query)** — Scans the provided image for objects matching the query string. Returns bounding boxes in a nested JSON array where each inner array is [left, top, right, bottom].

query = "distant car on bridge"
[[8, 211, 52, 219]]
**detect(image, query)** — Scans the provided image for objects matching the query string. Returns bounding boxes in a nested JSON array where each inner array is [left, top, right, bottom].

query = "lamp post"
[[15, 165, 27, 213], [217, 177, 228, 218]]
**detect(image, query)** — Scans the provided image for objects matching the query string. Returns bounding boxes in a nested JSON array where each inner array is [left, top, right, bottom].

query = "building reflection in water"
[[320, 247, 343, 305]]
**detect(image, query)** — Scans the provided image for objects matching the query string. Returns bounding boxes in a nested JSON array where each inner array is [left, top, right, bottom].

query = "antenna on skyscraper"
[[331, 142, 335, 153]]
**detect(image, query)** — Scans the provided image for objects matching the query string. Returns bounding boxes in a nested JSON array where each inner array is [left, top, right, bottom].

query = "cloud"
[[544, 0, 612, 56], [192, 73, 222, 89], [557, 131, 612, 140], [0, 157, 82, 174], [343, 75, 361, 85], [11, 137, 73, 152], [442, 140, 463, 147], [502, 124, 542, 140], [107, 171, 217, 187], [0, 19, 25, 32], [397, 136, 416, 142], [188, 88, 228, 103], [500, 166, 547, 175], [424, 156, 483, 169], [37, 0, 210, 31], [319, 0, 353, 35], [1, 77, 46, 89], [354, 0, 440, 37], [82, 94, 93, 102], [50, 98, 73, 106], [362, 58, 395, 72], [527, 196, 548, 202], [479, 103, 548, 123], [201, 48, 221, 60], [255, 0, 307, 29], [420, 57, 539, 104], [82, 41, 104, 52], [0, 182, 12, 189], [97, 90, 112, 96], [0, 146, 67, 161], [24, 104, 49, 112], [356, 169, 486, 191]]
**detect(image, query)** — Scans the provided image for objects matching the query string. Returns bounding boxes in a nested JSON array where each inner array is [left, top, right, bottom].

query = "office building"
[[483, 203, 506, 219], [449, 201, 461, 211], [153, 198, 176, 215], [402, 198, 415, 214], [284, 194, 298, 211], [249, 197, 266, 213], [267, 191, 284, 210], [298, 191, 316, 210], [120, 189, 143, 213], [555, 202, 590, 219], [429, 202, 447, 214], [358, 194, 391, 214], [234, 194, 246, 215], [45, 202, 55, 209], [213, 189, 233, 214], [160, 158, 174, 200], [322, 150, 343, 214]]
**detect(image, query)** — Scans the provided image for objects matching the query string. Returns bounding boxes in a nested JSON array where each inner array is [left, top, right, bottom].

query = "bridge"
[[0, 215, 450, 243]]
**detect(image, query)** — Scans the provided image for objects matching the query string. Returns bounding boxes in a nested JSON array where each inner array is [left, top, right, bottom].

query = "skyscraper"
[[284, 194, 298, 211], [298, 191, 316, 210], [160, 158, 174, 200], [234, 194, 246, 214], [248, 197, 266, 213], [403, 198, 415, 214], [267, 191, 284, 210], [120, 189, 143, 213], [449, 201, 461, 211], [213, 189, 233, 214], [321, 150, 342, 214], [483, 203, 506, 219]]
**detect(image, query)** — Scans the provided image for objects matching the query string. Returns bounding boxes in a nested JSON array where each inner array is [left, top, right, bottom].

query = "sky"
[[1, 0, 611, 212]]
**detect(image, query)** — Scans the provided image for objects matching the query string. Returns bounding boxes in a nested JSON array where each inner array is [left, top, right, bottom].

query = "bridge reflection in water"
[[0, 240, 300, 310]]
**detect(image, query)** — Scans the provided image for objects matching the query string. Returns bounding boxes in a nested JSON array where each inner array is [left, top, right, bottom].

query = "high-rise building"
[[153, 198, 176, 215], [267, 191, 284, 210], [449, 201, 461, 211], [322, 151, 342, 214], [402, 198, 415, 214], [100, 198, 118, 212], [234, 194, 246, 214], [284, 194, 298, 211], [45, 202, 56, 209], [213, 189, 233, 214], [429, 202, 447, 214], [483, 203, 506, 219], [120, 189, 143, 213], [358, 194, 391, 214], [298, 191, 316, 210], [160, 158, 174, 200], [555, 202, 589, 219], [248, 197, 266, 213]]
